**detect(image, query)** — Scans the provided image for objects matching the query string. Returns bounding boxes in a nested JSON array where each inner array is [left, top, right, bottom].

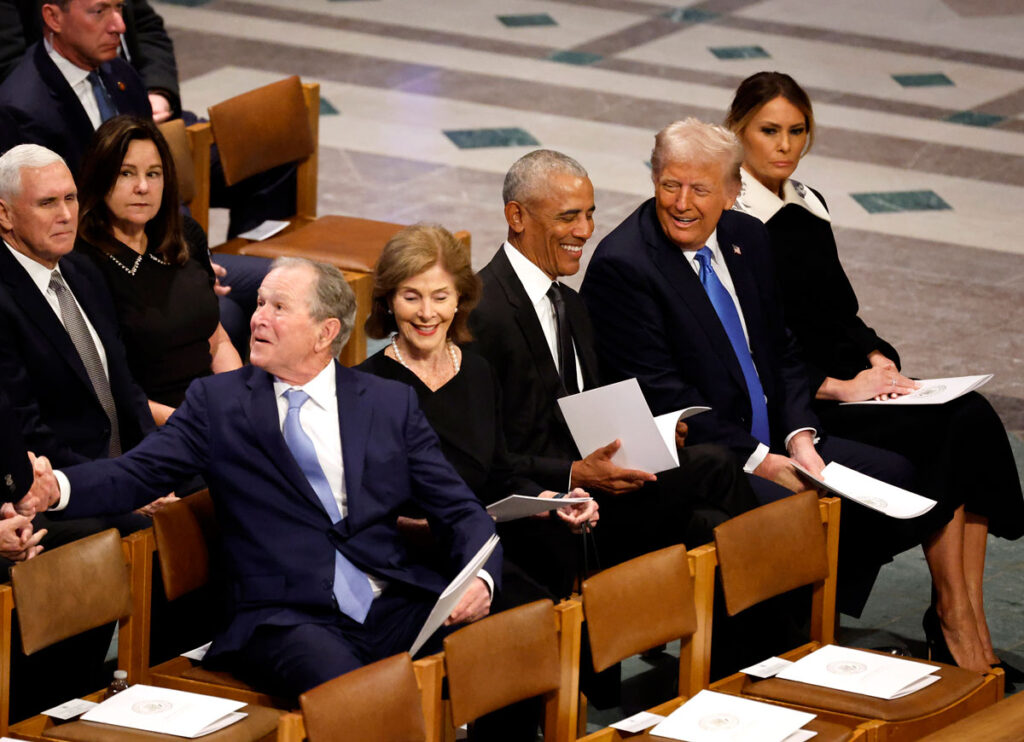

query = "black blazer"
[[581, 202, 819, 460], [0, 42, 151, 174], [469, 247, 600, 491], [0, 246, 155, 467]]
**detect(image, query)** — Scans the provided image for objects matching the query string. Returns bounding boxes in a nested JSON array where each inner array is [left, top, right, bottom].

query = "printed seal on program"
[[698, 713, 740, 731], [131, 700, 173, 715], [859, 496, 888, 512], [826, 660, 868, 676]]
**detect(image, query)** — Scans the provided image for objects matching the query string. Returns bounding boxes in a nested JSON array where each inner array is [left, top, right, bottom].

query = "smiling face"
[[0, 162, 78, 269], [249, 264, 338, 385], [105, 139, 163, 241], [507, 173, 595, 280], [654, 158, 738, 252], [45, 0, 127, 70], [738, 96, 808, 195], [390, 262, 459, 360]]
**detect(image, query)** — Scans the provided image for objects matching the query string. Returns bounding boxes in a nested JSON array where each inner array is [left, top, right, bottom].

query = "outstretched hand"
[[571, 439, 656, 495], [16, 453, 59, 518]]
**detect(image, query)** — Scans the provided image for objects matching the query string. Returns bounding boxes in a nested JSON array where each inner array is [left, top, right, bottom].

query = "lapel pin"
[[117, 81, 126, 91], [732, 245, 742, 255]]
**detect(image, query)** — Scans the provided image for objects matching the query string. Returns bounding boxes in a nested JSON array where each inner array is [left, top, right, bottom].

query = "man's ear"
[[0, 199, 13, 233], [504, 201, 526, 235], [723, 178, 741, 211], [316, 318, 342, 353], [40, 4, 64, 35]]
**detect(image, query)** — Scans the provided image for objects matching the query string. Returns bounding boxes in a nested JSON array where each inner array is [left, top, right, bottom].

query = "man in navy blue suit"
[[581, 118, 916, 615], [23, 256, 501, 698]]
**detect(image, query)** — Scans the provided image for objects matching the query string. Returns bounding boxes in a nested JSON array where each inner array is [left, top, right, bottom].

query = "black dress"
[[76, 217, 219, 408], [736, 172, 1024, 540], [358, 347, 577, 601]]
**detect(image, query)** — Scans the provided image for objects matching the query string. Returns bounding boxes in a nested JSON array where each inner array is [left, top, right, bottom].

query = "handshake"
[[0, 453, 60, 563]]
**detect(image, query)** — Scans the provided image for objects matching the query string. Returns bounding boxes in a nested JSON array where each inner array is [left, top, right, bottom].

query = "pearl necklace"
[[106, 250, 169, 276], [391, 336, 460, 375]]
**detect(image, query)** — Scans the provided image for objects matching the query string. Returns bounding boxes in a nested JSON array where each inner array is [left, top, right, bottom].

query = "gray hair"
[[271, 257, 356, 357], [650, 118, 743, 186], [0, 145, 68, 201], [502, 149, 588, 206]]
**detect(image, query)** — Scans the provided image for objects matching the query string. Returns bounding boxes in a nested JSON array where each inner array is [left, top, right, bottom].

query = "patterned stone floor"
[[154, 0, 1024, 726]]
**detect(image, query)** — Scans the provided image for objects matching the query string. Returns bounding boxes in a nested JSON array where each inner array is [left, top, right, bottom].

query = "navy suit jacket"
[[581, 201, 819, 460], [0, 42, 150, 173], [0, 246, 154, 467], [60, 362, 501, 657], [469, 247, 601, 491]]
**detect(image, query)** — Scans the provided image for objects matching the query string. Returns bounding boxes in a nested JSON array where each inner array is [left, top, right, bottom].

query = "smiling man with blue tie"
[[22, 257, 501, 698], [581, 118, 916, 616]]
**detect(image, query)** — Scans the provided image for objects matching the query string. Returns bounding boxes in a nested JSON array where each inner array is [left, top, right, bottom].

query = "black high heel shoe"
[[922, 606, 955, 665], [992, 658, 1024, 684]]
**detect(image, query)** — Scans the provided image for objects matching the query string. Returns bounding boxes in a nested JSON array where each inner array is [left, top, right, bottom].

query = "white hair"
[[650, 118, 743, 185], [0, 145, 68, 201]]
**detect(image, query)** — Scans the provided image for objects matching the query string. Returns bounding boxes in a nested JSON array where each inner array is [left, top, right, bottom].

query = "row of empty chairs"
[[0, 490, 1009, 741], [157, 75, 471, 368]]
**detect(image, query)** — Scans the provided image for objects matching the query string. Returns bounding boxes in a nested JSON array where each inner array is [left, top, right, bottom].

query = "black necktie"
[[546, 282, 579, 394]]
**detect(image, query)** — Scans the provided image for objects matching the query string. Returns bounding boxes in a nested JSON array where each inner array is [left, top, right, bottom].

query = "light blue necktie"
[[694, 247, 770, 445], [283, 389, 373, 622], [87, 70, 117, 122]]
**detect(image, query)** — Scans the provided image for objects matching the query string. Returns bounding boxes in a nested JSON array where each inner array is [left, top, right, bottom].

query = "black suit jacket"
[[0, 41, 150, 173], [581, 202, 819, 461], [0, 246, 154, 467], [469, 246, 600, 491]]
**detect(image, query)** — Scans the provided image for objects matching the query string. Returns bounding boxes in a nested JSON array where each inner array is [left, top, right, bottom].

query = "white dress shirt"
[[682, 230, 814, 472], [503, 241, 584, 391], [46, 37, 103, 130]]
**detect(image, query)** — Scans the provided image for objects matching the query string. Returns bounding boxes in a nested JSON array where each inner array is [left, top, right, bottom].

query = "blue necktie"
[[87, 70, 117, 122], [283, 389, 373, 622], [694, 247, 770, 445]]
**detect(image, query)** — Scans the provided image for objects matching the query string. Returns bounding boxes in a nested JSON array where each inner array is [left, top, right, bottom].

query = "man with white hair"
[[582, 118, 917, 618]]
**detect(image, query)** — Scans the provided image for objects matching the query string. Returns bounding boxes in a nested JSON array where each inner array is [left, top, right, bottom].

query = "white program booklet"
[[410, 533, 500, 655], [777, 645, 941, 700], [236, 219, 289, 241], [793, 462, 936, 519], [557, 378, 709, 473], [649, 689, 816, 742], [81, 684, 246, 738], [486, 494, 593, 523], [842, 374, 991, 406]]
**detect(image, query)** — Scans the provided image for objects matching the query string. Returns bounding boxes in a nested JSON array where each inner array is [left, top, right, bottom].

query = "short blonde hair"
[[651, 117, 743, 186], [365, 224, 480, 344]]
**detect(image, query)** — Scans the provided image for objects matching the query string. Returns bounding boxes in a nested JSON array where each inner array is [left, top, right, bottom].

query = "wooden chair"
[[277, 652, 442, 742], [157, 117, 213, 235], [709, 491, 1005, 742], [442, 599, 582, 742], [0, 529, 281, 741], [915, 690, 1024, 741]]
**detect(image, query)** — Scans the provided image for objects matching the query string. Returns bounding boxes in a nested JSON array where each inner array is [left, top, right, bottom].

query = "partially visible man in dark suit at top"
[[469, 149, 757, 598], [21, 256, 501, 699], [580, 118, 916, 616], [0, 0, 152, 176]]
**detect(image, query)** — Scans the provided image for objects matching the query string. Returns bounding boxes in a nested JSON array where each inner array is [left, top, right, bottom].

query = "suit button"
[[321, 579, 332, 590]]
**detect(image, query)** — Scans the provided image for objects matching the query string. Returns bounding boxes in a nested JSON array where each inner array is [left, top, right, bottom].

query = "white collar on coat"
[[733, 167, 831, 224]]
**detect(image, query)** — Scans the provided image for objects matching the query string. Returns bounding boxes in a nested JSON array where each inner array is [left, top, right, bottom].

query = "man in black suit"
[[581, 119, 916, 615], [470, 150, 757, 595]]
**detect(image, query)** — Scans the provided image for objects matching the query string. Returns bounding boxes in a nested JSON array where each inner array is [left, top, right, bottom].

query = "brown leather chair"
[[0, 529, 281, 741], [443, 599, 581, 742], [916, 690, 1024, 741], [709, 492, 1005, 740], [157, 118, 213, 235], [294, 652, 436, 742]]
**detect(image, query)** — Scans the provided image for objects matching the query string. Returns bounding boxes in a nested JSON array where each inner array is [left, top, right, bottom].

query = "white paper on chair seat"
[[81, 684, 246, 738], [776, 645, 941, 700], [841, 375, 991, 406], [486, 494, 592, 522], [236, 220, 288, 241], [557, 378, 709, 474], [792, 462, 936, 519], [181, 641, 212, 661], [649, 689, 815, 742]]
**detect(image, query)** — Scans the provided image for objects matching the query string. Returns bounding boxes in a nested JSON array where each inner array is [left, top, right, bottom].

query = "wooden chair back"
[[157, 118, 213, 235]]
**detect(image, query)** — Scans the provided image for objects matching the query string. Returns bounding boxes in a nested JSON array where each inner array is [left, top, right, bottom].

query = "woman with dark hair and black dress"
[[76, 115, 241, 427], [725, 71, 1024, 676]]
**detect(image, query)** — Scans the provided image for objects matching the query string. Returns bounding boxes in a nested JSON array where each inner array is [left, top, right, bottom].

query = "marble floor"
[[155, 0, 1024, 724]]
